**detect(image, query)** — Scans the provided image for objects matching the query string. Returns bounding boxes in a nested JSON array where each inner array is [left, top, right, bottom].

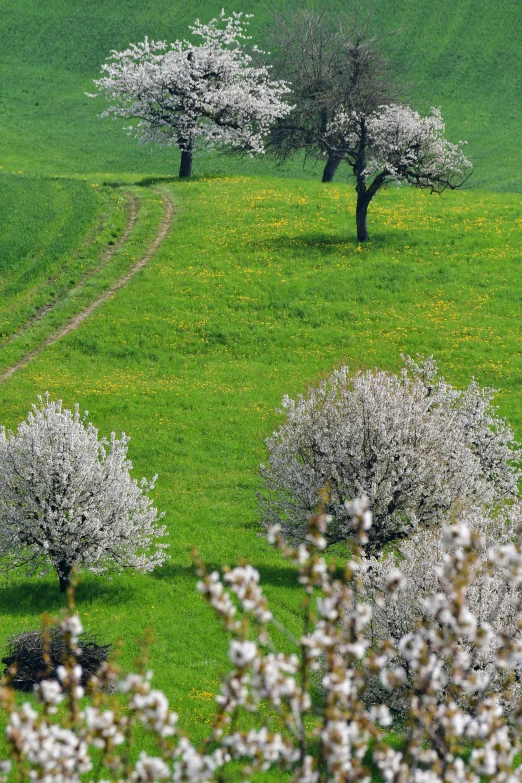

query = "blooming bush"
[[3, 497, 522, 782], [259, 357, 520, 554], [362, 503, 522, 715], [0, 395, 168, 591]]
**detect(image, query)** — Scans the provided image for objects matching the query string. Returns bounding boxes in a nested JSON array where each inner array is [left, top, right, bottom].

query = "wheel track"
[[2, 193, 139, 349], [0, 190, 174, 386]]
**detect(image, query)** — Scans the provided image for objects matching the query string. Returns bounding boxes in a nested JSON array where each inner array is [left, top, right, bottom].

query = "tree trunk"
[[354, 118, 370, 242], [356, 192, 370, 242], [178, 148, 193, 178], [321, 155, 341, 183], [58, 562, 73, 594]]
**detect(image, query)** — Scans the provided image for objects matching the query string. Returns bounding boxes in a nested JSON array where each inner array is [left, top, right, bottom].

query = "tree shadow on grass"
[[0, 579, 136, 617], [246, 231, 403, 258], [75, 579, 139, 607], [151, 561, 302, 590], [134, 173, 231, 187], [134, 175, 180, 188]]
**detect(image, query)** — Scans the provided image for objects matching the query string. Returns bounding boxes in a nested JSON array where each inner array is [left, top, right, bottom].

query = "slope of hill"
[[0, 177, 521, 720], [0, 175, 103, 338], [0, 0, 520, 751], [0, 0, 520, 188]]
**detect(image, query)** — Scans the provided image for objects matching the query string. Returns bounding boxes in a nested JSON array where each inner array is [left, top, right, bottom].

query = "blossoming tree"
[[328, 104, 472, 240], [265, 9, 471, 240], [0, 395, 167, 592], [259, 357, 520, 554], [91, 12, 292, 177]]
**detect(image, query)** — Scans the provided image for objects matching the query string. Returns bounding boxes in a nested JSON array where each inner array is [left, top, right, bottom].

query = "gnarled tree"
[[91, 12, 292, 177], [266, 7, 399, 184], [0, 396, 168, 592], [329, 104, 472, 240]]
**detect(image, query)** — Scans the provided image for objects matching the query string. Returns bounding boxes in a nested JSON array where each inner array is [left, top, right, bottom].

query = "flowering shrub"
[[259, 357, 520, 554], [0, 395, 168, 592], [91, 12, 292, 177], [362, 504, 522, 715], [3, 497, 522, 782]]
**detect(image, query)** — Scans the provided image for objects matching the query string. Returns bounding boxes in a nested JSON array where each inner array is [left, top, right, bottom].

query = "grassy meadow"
[[0, 0, 521, 758], [1, 176, 522, 742], [0, 0, 520, 189]]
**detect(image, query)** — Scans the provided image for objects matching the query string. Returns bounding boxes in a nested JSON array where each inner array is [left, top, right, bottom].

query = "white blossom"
[[133, 753, 170, 782], [34, 679, 63, 710], [259, 357, 519, 554], [229, 640, 258, 668], [60, 614, 83, 642], [0, 395, 168, 591], [329, 105, 471, 189], [91, 12, 292, 175]]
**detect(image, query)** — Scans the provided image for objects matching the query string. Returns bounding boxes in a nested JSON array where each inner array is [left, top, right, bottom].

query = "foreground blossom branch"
[[362, 504, 522, 716], [3, 495, 522, 782]]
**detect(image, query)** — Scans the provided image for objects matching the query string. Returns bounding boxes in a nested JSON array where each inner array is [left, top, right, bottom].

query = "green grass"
[[0, 0, 521, 756], [0, 184, 165, 374], [0, 0, 520, 189], [0, 175, 110, 339], [0, 176, 521, 741]]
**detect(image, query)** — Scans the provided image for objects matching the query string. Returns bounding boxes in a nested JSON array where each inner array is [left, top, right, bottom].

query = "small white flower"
[[229, 640, 257, 668]]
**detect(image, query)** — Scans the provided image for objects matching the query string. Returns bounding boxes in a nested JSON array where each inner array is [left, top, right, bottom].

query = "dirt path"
[[0, 190, 174, 386], [2, 193, 139, 350]]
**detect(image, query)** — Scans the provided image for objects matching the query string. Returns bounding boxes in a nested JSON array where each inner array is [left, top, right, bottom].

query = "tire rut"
[[0, 190, 174, 386], [2, 193, 139, 349]]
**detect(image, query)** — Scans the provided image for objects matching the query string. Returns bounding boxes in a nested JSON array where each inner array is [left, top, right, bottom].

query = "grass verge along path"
[[0, 188, 173, 384], [1, 193, 138, 350]]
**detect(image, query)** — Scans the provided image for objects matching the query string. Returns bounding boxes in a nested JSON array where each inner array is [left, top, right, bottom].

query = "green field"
[[0, 0, 520, 189], [0, 0, 521, 753], [1, 175, 522, 739], [0, 175, 125, 342]]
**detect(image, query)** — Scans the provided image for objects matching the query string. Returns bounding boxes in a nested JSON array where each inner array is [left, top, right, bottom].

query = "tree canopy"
[[0, 395, 167, 591], [92, 12, 292, 177]]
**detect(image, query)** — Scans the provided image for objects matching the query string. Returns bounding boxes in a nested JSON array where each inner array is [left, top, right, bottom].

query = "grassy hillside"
[[0, 0, 520, 754], [0, 183, 167, 377], [0, 177, 521, 739], [0, 175, 128, 342], [0, 0, 520, 188]]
